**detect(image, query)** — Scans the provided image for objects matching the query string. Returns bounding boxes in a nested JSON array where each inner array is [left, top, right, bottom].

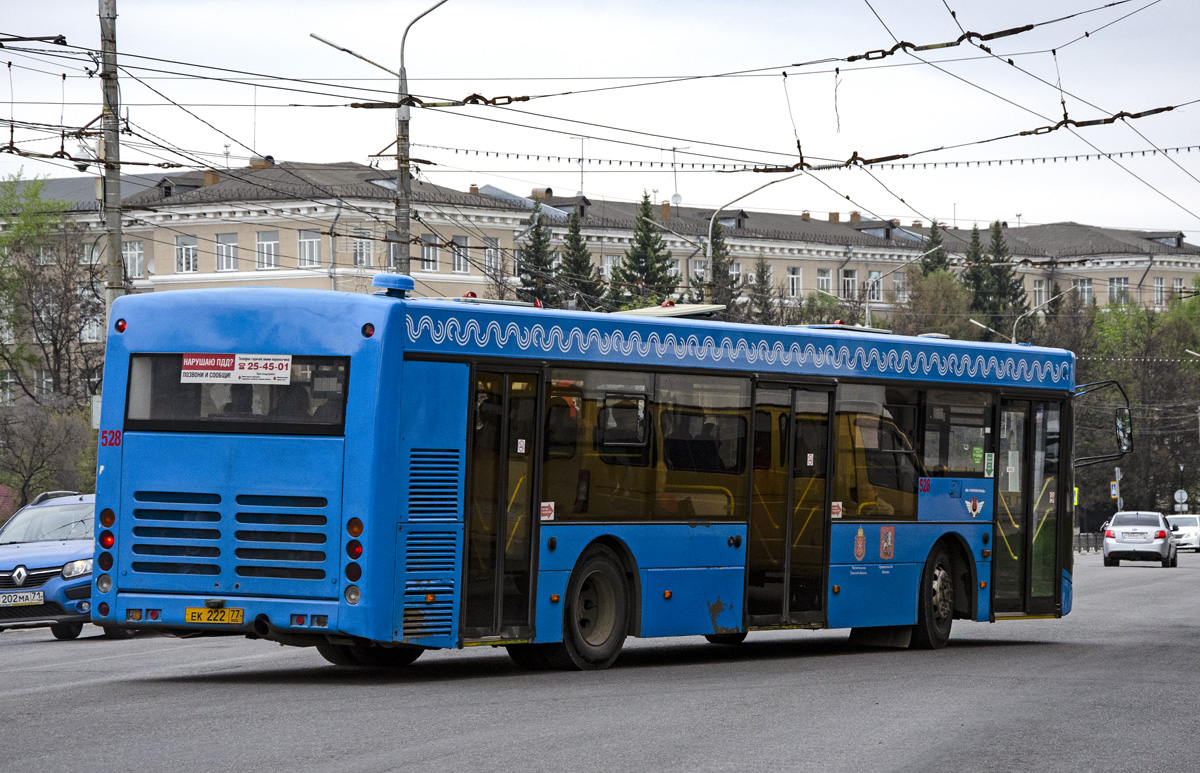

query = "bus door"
[[463, 371, 539, 639], [994, 399, 1064, 616], [747, 385, 832, 626]]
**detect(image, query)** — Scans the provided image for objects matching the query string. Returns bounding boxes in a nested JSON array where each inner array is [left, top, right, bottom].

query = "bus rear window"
[[125, 354, 349, 436]]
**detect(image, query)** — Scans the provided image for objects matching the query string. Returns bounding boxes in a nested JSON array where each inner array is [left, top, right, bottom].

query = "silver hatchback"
[[1104, 511, 1178, 567], [1166, 514, 1200, 552]]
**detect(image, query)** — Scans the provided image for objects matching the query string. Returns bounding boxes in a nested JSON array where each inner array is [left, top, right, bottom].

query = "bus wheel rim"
[[576, 569, 617, 647]]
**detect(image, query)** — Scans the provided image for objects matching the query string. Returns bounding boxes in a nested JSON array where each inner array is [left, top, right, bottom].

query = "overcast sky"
[[4, 0, 1199, 235]]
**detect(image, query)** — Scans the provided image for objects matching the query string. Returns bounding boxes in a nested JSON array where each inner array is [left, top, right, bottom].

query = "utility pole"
[[99, 0, 124, 330]]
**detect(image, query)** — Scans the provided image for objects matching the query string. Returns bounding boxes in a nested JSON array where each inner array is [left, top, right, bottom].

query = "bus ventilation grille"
[[405, 531, 457, 573], [402, 581, 455, 638], [407, 449, 461, 522]]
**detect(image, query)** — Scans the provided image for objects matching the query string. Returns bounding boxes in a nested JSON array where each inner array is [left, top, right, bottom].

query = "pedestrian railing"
[[1073, 533, 1104, 553]]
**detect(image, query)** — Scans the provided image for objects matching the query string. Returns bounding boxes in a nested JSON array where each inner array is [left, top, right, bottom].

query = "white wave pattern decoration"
[[405, 314, 1069, 386]]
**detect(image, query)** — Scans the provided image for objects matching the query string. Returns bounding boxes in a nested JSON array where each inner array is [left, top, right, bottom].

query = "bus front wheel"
[[911, 545, 953, 650], [558, 544, 629, 670]]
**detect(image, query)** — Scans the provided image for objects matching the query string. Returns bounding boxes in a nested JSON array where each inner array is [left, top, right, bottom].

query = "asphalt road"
[[3, 550, 1196, 773]]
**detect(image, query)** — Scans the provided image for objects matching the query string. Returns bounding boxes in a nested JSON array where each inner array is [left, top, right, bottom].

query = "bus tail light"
[[346, 540, 363, 560], [345, 563, 362, 582], [96, 574, 112, 593], [347, 518, 363, 538], [147, 609, 160, 620], [100, 508, 115, 528], [345, 586, 361, 605], [293, 615, 306, 626], [115, 319, 126, 333], [98, 602, 109, 616], [99, 530, 115, 550], [127, 609, 142, 622]]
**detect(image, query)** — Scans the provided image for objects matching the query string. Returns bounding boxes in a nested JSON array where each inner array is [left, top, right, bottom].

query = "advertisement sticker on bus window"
[[540, 502, 555, 521], [180, 353, 235, 383], [181, 353, 291, 384], [831, 501, 842, 519], [984, 453, 995, 478]]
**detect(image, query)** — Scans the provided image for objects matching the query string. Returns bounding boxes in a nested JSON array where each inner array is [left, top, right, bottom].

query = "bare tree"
[[0, 174, 105, 406], [0, 399, 92, 508]]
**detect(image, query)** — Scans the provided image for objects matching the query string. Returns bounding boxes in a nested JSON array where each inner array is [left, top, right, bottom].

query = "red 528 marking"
[[100, 430, 122, 447]]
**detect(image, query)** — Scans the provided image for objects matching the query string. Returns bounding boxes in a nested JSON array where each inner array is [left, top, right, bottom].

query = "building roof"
[[10, 173, 162, 214], [1013, 222, 1200, 258], [117, 161, 529, 214]]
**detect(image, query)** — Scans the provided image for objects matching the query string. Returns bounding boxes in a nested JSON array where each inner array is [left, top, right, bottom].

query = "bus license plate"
[[0, 591, 43, 607], [184, 607, 245, 625]]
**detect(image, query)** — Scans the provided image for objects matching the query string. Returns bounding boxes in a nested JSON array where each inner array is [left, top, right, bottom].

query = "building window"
[[729, 262, 741, 279], [602, 254, 619, 280], [692, 259, 708, 280], [79, 284, 102, 343], [122, 240, 144, 278], [452, 235, 470, 273], [34, 368, 52, 397], [215, 233, 238, 272], [1153, 276, 1165, 308], [668, 258, 680, 279], [298, 230, 321, 268], [483, 238, 500, 273], [787, 267, 802, 298], [77, 242, 101, 265], [1032, 279, 1045, 307], [352, 231, 373, 268], [421, 234, 439, 271], [868, 270, 882, 302], [256, 231, 279, 270], [36, 246, 55, 266], [841, 269, 857, 299], [1107, 276, 1129, 305], [1072, 278, 1093, 305], [1175, 277, 1185, 298], [174, 235, 198, 273], [893, 271, 908, 303], [817, 268, 831, 294], [0, 370, 13, 406]]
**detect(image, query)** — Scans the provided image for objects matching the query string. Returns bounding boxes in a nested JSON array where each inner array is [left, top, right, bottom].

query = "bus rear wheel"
[[50, 622, 83, 641], [556, 545, 629, 670], [316, 642, 422, 668], [704, 632, 747, 645], [911, 545, 953, 650]]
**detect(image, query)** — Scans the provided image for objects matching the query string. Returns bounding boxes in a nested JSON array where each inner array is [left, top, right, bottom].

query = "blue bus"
[[91, 274, 1125, 669]]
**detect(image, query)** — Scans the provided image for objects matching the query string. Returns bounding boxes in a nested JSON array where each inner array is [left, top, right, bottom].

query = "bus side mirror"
[[1115, 407, 1133, 453]]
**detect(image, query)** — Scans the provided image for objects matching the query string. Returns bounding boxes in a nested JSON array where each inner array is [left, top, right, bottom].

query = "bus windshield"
[[124, 354, 349, 436]]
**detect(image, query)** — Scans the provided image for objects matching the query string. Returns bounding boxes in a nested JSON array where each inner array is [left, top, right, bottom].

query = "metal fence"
[[1073, 533, 1104, 553]]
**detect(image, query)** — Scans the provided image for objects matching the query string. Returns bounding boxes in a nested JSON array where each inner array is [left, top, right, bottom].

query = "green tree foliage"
[[963, 221, 1027, 332], [610, 191, 675, 306], [888, 268, 974, 339], [779, 291, 846, 326], [921, 220, 951, 276], [558, 207, 602, 309], [744, 255, 777, 325], [516, 200, 560, 307], [695, 220, 742, 318]]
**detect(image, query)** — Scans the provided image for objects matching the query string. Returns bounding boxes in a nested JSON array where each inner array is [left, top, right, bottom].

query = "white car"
[[1166, 514, 1200, 552], [1104, 511, 1178, 568]]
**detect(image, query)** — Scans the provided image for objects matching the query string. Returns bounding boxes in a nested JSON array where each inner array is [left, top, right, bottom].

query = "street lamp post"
[[1010, 284, 1080, 344], [862, 245, 945, 328], [705, 173, 805, 268], [396, 0, 452, 275]]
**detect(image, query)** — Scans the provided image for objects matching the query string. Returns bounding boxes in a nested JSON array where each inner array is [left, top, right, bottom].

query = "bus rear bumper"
[[95, 592, 344, 644]]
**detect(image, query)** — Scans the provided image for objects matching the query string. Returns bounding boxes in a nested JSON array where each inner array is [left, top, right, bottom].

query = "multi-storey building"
[[22, 159, 1200, 312]]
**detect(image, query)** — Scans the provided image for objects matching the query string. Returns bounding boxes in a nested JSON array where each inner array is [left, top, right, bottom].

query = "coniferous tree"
[[986, 220, 1027, 320], [961, 224, 989, 312], [610, 191, 675, 306], [695, 220, 741, 318], [559, 207, 602, 309], [745, 255, 778, 325], [516, 200, 560, 307], [921, 220, 951, 276]]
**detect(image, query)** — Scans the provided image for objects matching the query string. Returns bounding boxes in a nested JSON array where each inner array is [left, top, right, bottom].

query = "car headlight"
[[62, 558, 93, 579]]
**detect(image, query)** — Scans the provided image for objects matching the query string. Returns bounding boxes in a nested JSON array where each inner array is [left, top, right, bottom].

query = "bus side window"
[[835, 385, 921, 521], [923, 390, 994, 477]]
